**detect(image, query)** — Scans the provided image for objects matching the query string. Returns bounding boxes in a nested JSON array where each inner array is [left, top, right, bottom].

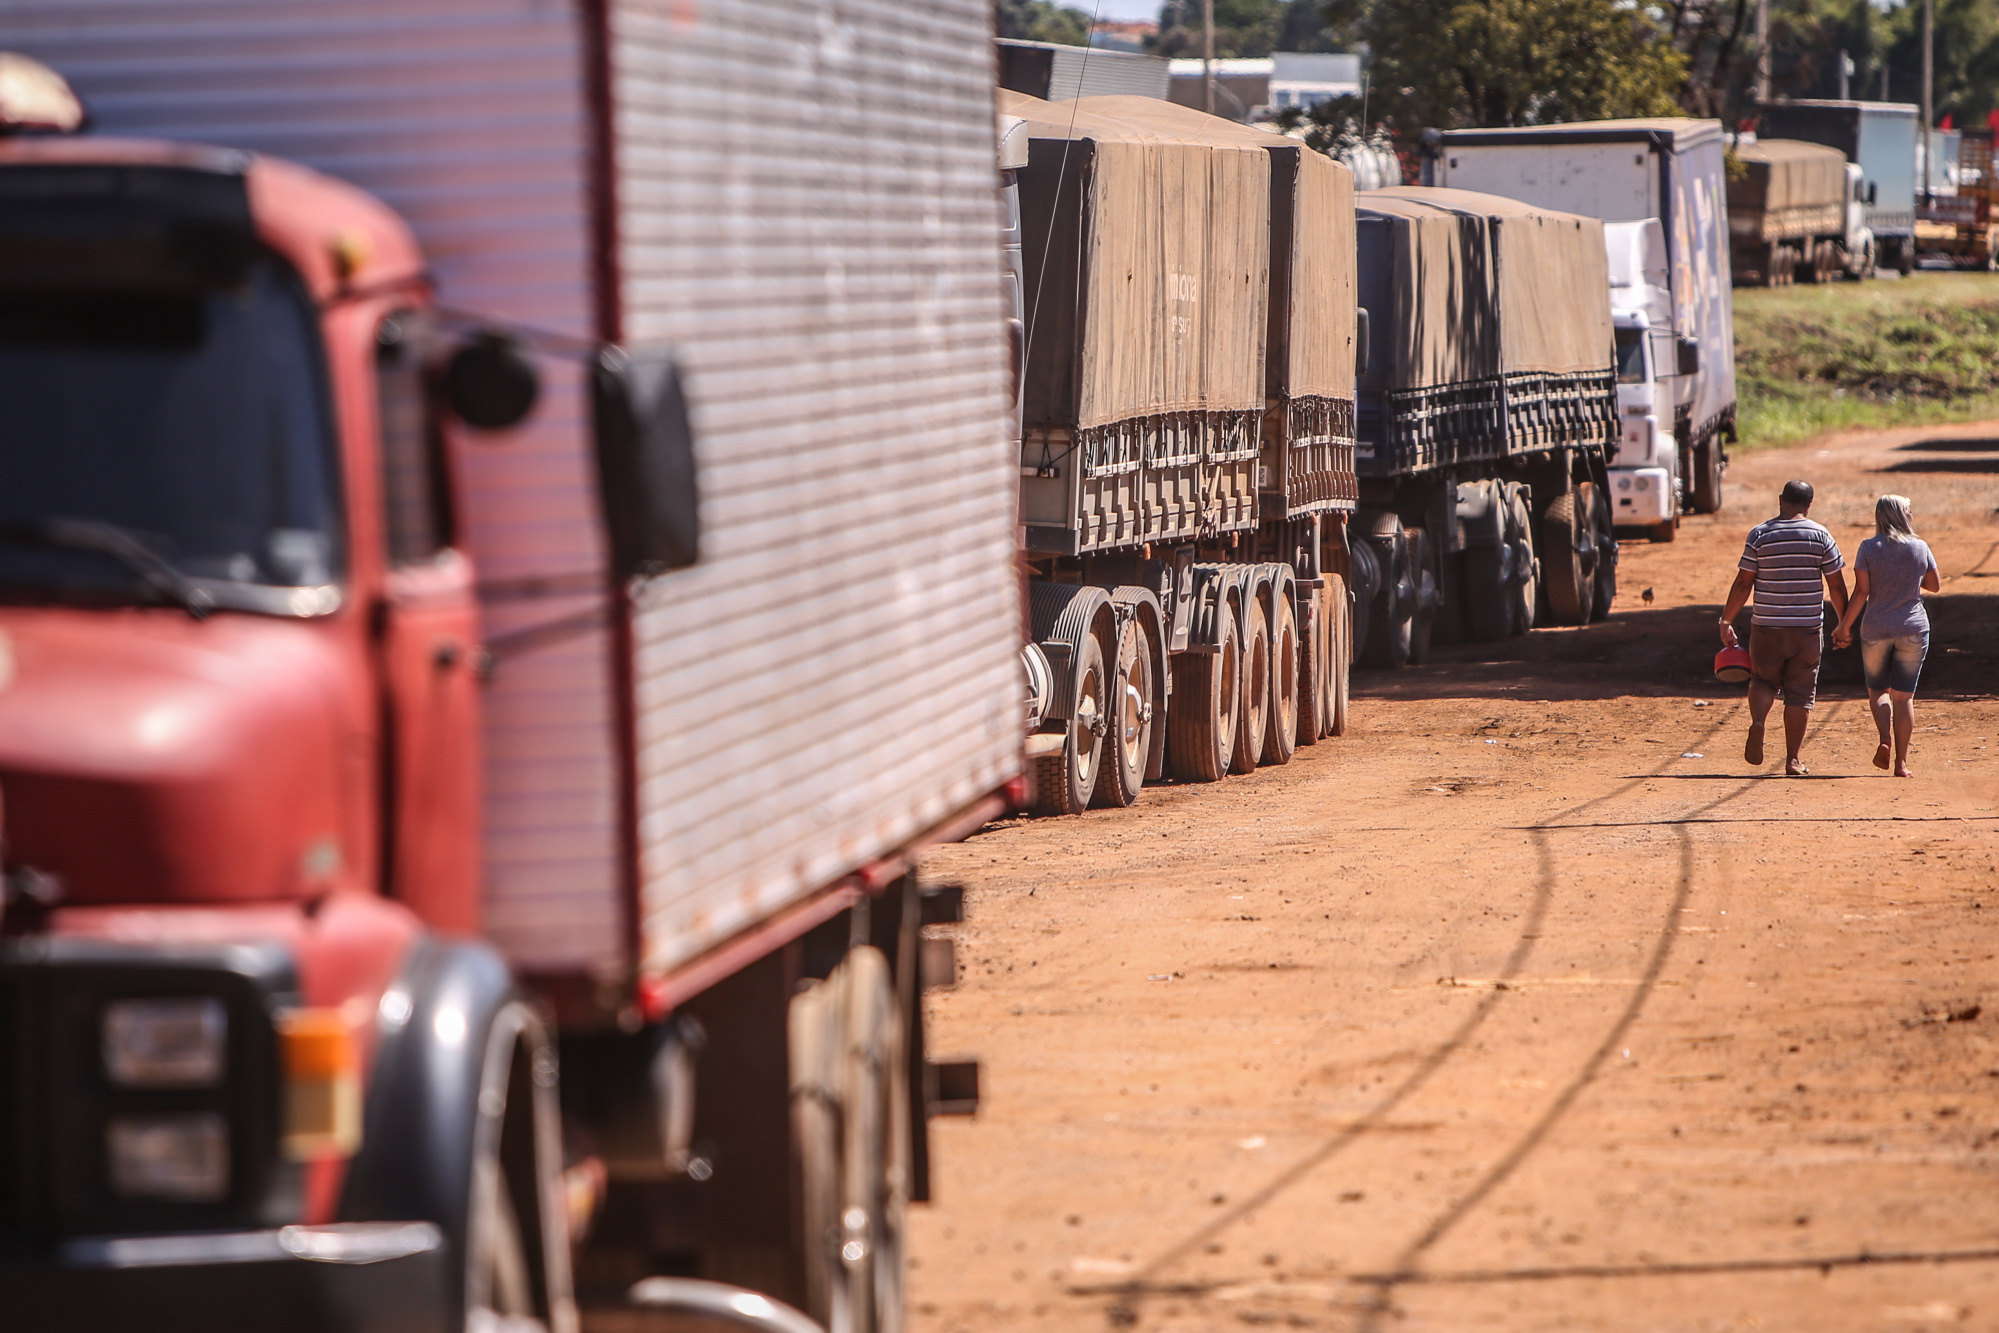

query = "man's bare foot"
[[1873, 742, 1892, 771], [1895, 764, 1915, 778], [1745, 724, 1765, 766], [1786, 759, 1810, 777]]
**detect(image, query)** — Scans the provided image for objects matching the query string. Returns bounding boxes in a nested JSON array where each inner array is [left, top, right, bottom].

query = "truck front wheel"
[[1693, 437, 1725, 515]]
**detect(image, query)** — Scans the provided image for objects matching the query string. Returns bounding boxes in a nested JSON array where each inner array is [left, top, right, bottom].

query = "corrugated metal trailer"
[[7, 1, 1019, 1322], [1001, 95, 1359, 818]]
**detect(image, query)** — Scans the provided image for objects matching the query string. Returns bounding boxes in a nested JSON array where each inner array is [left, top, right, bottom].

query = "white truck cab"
[[1605, 220, 1681, 541]]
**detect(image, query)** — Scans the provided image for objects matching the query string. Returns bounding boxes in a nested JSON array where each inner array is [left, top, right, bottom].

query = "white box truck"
[[1435, 120, 1738, 515]]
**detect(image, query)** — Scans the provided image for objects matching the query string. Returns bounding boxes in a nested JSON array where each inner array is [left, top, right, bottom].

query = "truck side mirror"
[[1867, 181, 1878, 205], [445, 332, 539, 430], [591, 346, 699, 578], [1676, 335, 1700, 377], [1355, 306, 1370, 377]]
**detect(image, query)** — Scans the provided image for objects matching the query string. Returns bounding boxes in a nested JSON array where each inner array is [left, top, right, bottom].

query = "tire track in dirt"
[[1091, 706, 1750, 1326], [1348, 704, 1853, 1328]]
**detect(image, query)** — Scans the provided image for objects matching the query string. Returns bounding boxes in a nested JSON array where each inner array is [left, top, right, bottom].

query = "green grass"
[[1732, 272, 1999, 451]]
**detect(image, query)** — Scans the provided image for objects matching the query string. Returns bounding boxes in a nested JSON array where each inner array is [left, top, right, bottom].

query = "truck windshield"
[[0, 257, 341, 615], [1615, 329, 1648, 385]]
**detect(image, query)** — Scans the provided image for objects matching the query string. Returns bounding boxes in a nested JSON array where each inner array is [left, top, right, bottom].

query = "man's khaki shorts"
[[1749, 624, 1822, 709]]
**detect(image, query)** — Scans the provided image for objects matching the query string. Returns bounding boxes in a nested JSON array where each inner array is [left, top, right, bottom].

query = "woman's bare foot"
[[1745, 724, 1765, 766], [1873, 742, 1892, 771], [1786, 759, 1810, 777], [1895, 763, 1915, 778]]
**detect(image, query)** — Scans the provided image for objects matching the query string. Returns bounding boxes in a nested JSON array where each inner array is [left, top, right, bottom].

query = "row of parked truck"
[[0, 9, 1753, 1333]]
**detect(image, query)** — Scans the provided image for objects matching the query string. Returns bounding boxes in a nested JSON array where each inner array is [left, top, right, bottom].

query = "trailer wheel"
[[1091, 617, 1153, 808], [1404, 529, 1439, 666], [1326, 572, 1351, 738], [1462, 545, 1513, 640], [1346, 540, 1378, 668], [1356, 533, 1412, 669], [1541, 490, 1594, 626], [1168, 603, 1238, 781], [1261, 590, 1298, 766], [790, 946, 907, 1333], [1586, 483, 1617, 622], [1030, 636, 1107, 816], [1295, 585, 1325, 747], [1897, 240, 1915, 276], [1230, 596, 1271, 774], [1505, 485, 1539, 635]]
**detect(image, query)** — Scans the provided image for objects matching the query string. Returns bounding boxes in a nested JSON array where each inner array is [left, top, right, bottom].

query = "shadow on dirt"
[[1895, 437, 1999, 452], [1356, 593, 1998, 704], [1880, 457, 1999, 474]]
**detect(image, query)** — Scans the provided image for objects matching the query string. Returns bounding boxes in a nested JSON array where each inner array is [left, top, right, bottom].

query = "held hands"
[[1832, 624, 1854, 650]]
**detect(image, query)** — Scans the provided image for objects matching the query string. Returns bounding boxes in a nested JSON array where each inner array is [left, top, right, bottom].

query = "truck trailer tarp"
[[1074, 95, 1359, 515], [1728, 139, 1849, 239], [1002, 89, 1271, 551]]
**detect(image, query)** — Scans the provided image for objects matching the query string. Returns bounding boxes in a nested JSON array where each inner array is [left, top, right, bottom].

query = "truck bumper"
[[1609, 467, 1674, 527], [1, 1223, 452, 1333]]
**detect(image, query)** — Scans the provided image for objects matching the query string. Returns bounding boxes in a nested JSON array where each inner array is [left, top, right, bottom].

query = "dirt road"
[[908, 422, 1999, 1333]]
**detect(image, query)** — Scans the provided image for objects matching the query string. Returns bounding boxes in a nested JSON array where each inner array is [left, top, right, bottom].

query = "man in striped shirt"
[[1719, 480, 1850, 775]]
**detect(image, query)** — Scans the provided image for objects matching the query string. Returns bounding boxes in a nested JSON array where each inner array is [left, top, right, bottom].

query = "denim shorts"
[[1861, 632, 1928, 695]]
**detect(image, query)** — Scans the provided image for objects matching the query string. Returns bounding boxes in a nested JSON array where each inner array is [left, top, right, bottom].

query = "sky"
[[1082, 0, 1162, 20]]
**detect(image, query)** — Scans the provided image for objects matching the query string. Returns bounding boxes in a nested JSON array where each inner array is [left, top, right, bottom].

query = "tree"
[[997, 0, 1092, 46], [1355, 0, 1687, 135]]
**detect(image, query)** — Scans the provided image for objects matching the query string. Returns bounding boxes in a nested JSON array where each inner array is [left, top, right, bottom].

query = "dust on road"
[[909, 422, 1999, 1333]]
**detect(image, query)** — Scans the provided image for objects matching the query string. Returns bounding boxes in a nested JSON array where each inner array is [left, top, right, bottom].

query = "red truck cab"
[[0, 100, 572, 1333]]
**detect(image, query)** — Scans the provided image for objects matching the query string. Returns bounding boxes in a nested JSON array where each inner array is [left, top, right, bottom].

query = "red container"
[[1714, 645, 1753, 684]]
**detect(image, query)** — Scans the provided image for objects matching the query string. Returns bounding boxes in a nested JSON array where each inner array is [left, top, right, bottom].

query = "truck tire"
[[1462, 546, 1512, 641], [1356, 533, 1412, 669], [1091, 616, 1153, 808], [1327, 571, 1351, 738], [1693, 436, 1724, 515], [1540, 491, 1594, 626], [1404, 529, 1439, 666], [1897, 240, 1915, 276], [1346, 540, 1378, 669], [1261, 589, 1299, 766], [1032, 633, 1106, 815], [790, 946, 907, 1333], [1167, 607, 1238, 781], [1505, 485, 1538, 635], [465, 1000, 574, 1333], [1230, 595, 1271, 774], [1586, 482, 1617, 622], [1295, 585, 1324, 747]]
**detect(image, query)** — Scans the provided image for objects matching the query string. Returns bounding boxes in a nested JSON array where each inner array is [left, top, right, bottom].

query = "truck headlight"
[[104, 997, 227, 1088], [107, 1113, 230, 1200]]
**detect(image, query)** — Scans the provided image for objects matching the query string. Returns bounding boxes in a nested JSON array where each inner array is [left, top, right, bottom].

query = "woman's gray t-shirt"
[[1855, 535, 1937, 639]]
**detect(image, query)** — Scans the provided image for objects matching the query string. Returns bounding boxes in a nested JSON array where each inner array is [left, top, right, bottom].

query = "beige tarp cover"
[[1730, 139, 1848, 215], [1001, 89, 1269, 430], [1365, 187, 1612, 378], [1354, 192, 1498, 390], [1075, 96, 1356, 402]]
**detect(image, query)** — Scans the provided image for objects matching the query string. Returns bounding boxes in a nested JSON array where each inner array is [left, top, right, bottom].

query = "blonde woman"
[[1833, 495, 1941, 777]]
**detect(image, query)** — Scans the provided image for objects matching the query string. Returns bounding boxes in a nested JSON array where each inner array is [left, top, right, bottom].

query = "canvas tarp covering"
[[1002, 89, 1268, 430], [1074, 97, 1356, 402], [1366, 187, 1612, 377], [1354, 193, 1498, 390], [1730, 139, 1848, 215]]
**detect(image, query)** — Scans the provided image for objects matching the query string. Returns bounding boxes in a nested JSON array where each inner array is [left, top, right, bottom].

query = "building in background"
[[997, 39, 1169, 102], [1168, 52, 1361, 122]]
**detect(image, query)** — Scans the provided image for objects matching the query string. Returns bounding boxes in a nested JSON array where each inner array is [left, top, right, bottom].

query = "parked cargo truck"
[[1350, 188, 1619, 662], [1916, 128, 1999, 269], [0, 5, 1022, 1329], [1727, 138, 1874, 284], [1763, 100, 1920, 276], [1435, 119, 1738, 516], [1000, 92, 1359, 812]]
